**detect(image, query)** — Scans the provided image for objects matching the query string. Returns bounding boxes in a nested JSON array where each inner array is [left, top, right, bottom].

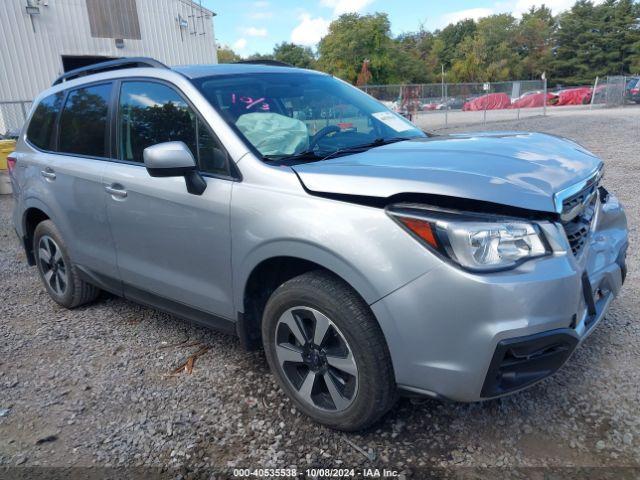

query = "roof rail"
[[52, 57, 169, 86], [234, 59, 293, 67]]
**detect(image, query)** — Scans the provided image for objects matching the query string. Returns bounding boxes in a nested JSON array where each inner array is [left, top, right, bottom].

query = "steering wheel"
[[309, 125, 341, 149]]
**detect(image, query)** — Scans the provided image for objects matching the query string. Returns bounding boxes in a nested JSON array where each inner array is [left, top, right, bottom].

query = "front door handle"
[[41, 168, 56, 180], [105, 184, 127, 199]]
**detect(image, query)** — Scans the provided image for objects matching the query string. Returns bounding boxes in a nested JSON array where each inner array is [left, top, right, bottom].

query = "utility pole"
[[542, 71, 547, 116], [442, 64, 448, 126]]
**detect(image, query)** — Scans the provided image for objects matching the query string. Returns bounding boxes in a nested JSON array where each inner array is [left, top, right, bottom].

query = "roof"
[[53, 57, 169, 86], [51, 58, 326, 88], [179, 0, 215, 16], [173, 63, 325, 79]]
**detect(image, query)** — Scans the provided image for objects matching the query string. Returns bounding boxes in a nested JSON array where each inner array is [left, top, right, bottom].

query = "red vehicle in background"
[[554, 87, 593, 106], [462, 92, 511, 111], [510, 91, 556, 109]]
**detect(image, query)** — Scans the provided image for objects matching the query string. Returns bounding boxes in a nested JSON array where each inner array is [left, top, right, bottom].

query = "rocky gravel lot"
[[1, 107, 639, 477]]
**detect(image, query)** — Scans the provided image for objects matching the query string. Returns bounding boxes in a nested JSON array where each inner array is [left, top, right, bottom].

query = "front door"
[[103, 80, 235, 319]]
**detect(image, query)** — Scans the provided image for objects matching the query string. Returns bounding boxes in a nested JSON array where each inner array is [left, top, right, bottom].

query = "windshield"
[[192, 72, 426, 161]]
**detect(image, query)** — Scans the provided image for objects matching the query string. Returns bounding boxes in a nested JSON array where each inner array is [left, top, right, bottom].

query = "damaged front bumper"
[[371, 191, 628, 401]]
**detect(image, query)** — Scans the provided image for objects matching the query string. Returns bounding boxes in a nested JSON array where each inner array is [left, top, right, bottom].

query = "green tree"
[[246, 52, 275, 61], [433, 19, 477, 69], [449, 36, 484, 82], [624, 0, 640, 73], [477, 14, 521, 80], [516, 6, 556, 79], [449, 14, 520, 81], [551, 0, 640, 84], [394, 29, 438, 83], [317, 13, 398, 84], [217, 46, 241, 63], [297, 0, 640, 85], [273, 42, 316, 68], [552, 1, 598, 83], [607, 0, 640, 75]]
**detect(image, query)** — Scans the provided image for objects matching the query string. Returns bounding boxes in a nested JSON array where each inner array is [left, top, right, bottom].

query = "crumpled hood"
[[292, 132, 602, 213]]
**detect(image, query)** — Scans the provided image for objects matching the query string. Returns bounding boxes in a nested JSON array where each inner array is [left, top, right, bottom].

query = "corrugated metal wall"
[[0, 0, 218, 102]]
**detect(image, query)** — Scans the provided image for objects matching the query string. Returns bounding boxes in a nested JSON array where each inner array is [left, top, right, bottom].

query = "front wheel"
[[262, 271, 397, 431]]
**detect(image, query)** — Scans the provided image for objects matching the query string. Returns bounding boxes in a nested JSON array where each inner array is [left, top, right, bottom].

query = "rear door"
[[27, 83, 120, 285], [103, 79, 235, 319]]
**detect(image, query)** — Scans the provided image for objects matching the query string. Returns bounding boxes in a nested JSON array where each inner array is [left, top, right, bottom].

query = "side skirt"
[[76, 265, 237, 336]]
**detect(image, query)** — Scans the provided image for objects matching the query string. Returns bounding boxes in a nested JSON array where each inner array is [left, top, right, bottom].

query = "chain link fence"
[[590, 75, 636, 107], [362, 76, 638, 130], [0, 101, 32, 138], [362, 80, 547, 129]]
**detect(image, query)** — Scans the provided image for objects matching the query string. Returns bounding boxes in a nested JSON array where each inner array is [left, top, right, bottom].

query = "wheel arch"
[[21, 200, 53, 265], [236, 248, 382, 351]]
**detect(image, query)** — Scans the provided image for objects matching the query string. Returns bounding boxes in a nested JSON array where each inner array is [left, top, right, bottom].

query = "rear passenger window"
[[119, 81, 229, 175], [58, 83, 112, 158], [27, 92, 63, 150]]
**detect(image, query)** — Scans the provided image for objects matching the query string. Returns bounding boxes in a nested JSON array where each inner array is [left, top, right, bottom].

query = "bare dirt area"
[[1, 107, 639, 477]]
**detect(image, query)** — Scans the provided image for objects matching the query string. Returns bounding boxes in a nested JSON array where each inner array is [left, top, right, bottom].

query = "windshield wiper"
[[264, 136, 413, 164], [320, 137, 413, 161], [264, 149, 324, 163]]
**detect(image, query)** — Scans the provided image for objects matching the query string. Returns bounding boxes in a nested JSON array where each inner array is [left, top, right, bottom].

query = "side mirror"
[[143, 141, 206, 195]]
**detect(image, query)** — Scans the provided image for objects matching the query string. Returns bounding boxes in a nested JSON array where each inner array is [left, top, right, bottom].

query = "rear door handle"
[[105, 184, 127, 199], [41, 168, 56, 180]]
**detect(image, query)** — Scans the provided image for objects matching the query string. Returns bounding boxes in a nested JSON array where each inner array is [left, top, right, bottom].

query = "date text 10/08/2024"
[[232, 468, 401, 478]]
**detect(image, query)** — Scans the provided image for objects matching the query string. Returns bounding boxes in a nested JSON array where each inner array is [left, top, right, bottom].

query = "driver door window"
[[118, 81, 229, 176]]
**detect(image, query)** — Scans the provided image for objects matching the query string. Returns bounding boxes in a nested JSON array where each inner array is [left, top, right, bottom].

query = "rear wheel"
[[34, 220, 100, 308], [262, 271, 396, 431]]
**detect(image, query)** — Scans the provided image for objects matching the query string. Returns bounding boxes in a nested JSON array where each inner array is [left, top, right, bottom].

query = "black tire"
[[33, 220, 100, 308], [262, 270, 397, 431]]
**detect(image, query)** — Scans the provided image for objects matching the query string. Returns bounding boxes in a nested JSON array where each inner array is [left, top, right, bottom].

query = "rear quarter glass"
[[27, 92, 64, 151]]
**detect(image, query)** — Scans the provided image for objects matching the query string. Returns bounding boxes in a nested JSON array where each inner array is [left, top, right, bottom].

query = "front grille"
[[560, 180, 599, 256], [563, 182, 597, 214], [565, 220, 591, 256]]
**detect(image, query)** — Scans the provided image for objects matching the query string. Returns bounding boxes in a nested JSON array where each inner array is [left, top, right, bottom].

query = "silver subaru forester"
[[9, 58, 628, 430]]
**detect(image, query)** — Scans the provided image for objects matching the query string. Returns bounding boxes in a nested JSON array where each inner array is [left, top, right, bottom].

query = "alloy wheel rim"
[[274, 306, 358, 412], [38, 235, 68, 296]]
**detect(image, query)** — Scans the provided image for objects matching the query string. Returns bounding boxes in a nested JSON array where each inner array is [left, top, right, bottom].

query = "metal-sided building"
[[0, 0, 218, 134]]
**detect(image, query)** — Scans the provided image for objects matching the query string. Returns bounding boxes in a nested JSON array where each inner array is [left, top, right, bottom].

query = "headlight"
[[389, 206, 551, 272]]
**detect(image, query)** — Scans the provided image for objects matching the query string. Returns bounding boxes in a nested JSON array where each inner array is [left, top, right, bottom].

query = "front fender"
[[230, 181, 442, 318], [234, 239, 383, 311]]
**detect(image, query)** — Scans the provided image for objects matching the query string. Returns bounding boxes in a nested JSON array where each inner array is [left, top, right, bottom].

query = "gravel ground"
[[1, 107, 639, 477]]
